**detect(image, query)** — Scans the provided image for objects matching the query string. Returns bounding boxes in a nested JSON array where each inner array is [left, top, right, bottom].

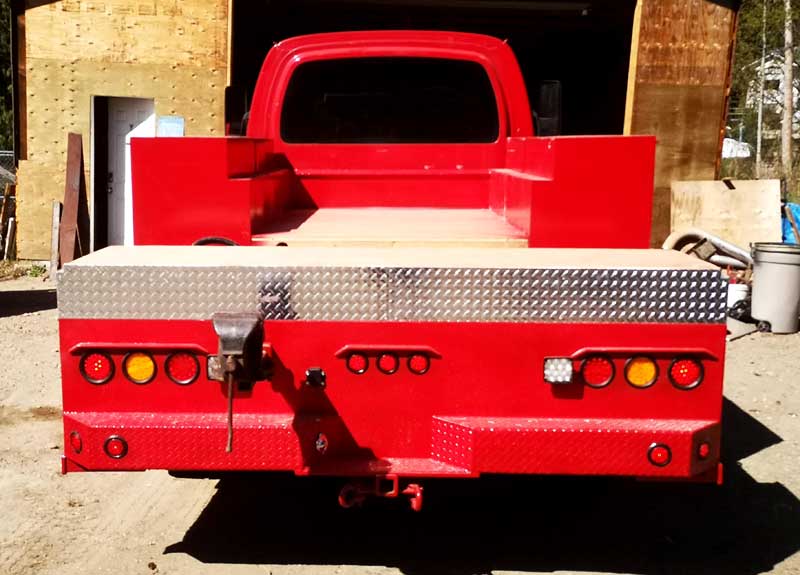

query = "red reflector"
[[69, 431, 82, 454], [648, 443, 671, 467], [377, 353, 399, 374], [346, 352, 368, 374], [408, 353, 430, 375], [104, 436, 128, 459], [698, 442, 711, 460], [80, 352, 114, 384], [581, 356, 615, 388], [165, 352, 200, 385], [669, 358, 703, 389]]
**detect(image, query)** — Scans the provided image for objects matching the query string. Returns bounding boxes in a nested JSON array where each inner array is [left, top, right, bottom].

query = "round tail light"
[[165, 352, 200, 385], [625, 356, 658, 388], [377, 353, 399, 375], [581, 356, 615, 388], [80, 352, 115, 384], [648, 443, 671, 467], [123, 352, 157, 384], [346, 352, 368, 374], [408, 353, 430, 375], [104, 435, 128, 459], [669, 358, 703, 390]]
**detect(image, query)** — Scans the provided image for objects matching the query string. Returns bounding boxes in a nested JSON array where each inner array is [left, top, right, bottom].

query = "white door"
[[107, 98, 155, 246]]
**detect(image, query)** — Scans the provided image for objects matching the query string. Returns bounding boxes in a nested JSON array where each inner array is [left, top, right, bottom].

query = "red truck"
[[58, 31, 727, 510]]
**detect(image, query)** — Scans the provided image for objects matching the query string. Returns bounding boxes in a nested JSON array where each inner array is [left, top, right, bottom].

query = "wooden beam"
[[59, 133, 84, 266], [50, 200, 61, 273], [623, 0, 643, 135], [0, 183, 13, 257], [3, 218, 16, 261]]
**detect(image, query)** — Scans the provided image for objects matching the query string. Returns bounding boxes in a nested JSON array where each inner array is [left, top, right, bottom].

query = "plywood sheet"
[[626, 0, 736, 247], [636, 0, 733, 86], [671, 179, 782, 248], [71, 245, 721, 271], [253, 208, 529, 248]]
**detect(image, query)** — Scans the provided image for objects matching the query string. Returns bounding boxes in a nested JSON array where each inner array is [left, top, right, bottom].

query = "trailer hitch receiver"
[[212, 312, 264, 452]]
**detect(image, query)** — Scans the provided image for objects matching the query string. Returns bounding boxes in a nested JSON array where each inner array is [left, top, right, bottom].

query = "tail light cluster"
[[346, 351, 431, 376], [79, 351, 201, 386], [544, 355, 704, 390]]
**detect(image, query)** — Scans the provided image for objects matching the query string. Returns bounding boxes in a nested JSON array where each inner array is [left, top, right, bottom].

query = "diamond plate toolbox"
[[58, 262, 727, 323]]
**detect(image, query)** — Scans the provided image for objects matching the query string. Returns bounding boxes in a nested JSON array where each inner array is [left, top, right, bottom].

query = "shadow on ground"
[[166, 398, 800, 574], [0, 289, 57, 318]]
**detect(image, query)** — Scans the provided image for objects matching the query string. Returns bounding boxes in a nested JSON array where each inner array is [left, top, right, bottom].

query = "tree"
[[0, 0, 12, 151], [727, 0, 800, 197], [783, 0, 794, 192]]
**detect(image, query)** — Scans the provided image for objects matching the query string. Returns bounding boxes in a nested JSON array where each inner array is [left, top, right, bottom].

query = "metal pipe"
[[709, 255, 748, 269], [662, 228, 753, 266]]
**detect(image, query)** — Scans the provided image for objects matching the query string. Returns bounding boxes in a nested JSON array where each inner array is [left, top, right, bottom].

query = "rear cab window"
[[280, 57, 500, 143]]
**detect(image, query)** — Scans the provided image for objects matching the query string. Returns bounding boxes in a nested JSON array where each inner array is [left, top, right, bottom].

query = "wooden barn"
[[9, 0, 737, 259]]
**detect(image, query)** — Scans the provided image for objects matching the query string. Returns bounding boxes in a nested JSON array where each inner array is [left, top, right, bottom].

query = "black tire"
[[192, 236, 238, 246]]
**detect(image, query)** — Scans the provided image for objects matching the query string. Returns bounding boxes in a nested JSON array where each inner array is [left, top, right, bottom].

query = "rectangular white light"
[[544, 357, 573, 384]]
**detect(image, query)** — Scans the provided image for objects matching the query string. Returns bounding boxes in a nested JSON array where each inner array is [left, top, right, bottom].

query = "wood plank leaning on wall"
[[625, 0, 737, 247]]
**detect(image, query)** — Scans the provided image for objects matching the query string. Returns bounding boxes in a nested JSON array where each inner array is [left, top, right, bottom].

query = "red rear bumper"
[[62, 412, 720, 480]]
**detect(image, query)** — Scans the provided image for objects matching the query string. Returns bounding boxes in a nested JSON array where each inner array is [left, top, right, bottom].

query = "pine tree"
[[0, 0, 12, 151]]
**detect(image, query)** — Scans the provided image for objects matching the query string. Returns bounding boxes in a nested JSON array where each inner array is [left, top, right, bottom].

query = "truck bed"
[[252, 208, 528, 248]]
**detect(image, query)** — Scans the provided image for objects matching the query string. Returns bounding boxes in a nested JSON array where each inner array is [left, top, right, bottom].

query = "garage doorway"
[[92, 96, 156, 249], [227, 0, 637, 136]]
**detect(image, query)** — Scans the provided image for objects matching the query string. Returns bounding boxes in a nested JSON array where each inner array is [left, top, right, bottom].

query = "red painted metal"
[[63, 31, 726, 489], [131, 31, 654, 249], [60, 318, 725, 480]]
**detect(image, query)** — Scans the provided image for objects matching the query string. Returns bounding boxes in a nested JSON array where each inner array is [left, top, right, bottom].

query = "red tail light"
[[407, 353, 430, 375], [165, 352, 200, 385], [377, 353, 399, 374], [80, 352, 114, 384], [669, 358, 703, 390], [648, 443, 671, 467], [346, 352, 369, 374], [581, 356, 615, 388], [104, 435, 128, 459]]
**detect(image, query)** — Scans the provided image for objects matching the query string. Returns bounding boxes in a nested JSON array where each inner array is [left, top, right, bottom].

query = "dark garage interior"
[[228, 0, 637, 137]]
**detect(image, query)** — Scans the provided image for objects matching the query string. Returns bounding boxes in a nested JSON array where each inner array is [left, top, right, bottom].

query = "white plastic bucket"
[[726, 283, 749, 309], [751, 242, 800, 334]]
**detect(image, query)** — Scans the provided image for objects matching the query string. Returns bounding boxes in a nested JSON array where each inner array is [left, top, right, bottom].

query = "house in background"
[[737, 52, 800, 141], [9, 0, 738, 259]]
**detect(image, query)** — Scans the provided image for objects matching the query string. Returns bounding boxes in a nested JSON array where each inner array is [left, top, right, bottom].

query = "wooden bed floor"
[[252, 208, 529, 248]]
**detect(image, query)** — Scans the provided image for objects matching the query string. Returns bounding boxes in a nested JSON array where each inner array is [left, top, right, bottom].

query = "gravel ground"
[[0, 275, 798, 575]]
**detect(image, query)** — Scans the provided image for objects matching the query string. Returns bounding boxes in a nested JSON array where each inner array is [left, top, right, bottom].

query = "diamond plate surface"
[[64, 412, 302, 471], [432, 416, 719, 477], [59, 265, 727, 323]]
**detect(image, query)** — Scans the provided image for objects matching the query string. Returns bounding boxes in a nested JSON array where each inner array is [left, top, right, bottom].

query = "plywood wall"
[[672, 179, 782, 248], [625, 0, 736, 247], [16, 0, 229, 259]]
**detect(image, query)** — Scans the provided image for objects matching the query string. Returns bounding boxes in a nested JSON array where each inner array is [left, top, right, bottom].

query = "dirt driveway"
[[1, 276, 798, 575]]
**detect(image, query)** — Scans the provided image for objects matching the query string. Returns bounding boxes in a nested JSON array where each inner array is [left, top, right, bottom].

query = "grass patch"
[[0, 261, 50, 281], [27, 264, 47, 278]]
